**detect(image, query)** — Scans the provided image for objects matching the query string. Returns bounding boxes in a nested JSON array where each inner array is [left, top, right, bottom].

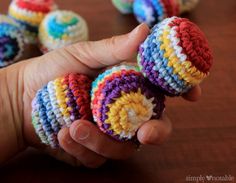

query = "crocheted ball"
[[133, 0, 180, 26], [91, 65, 165, 141], [112, 0, 134, 14], [138, 17, 213, 96], [8, 0, 57, 44], [39, 10, 89, 53], [0, 15, 24, 68], [32, 73, 92, 148]]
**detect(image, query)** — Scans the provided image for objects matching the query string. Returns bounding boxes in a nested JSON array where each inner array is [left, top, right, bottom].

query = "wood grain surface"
[[0, 0, 236, 182]]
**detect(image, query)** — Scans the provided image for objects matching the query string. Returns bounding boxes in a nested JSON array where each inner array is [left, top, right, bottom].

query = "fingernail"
[[129, 23, 143, 37], [73, 124, 90, 140]]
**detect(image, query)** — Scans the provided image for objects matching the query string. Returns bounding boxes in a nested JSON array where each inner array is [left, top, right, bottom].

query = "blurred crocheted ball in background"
[[138, 16, 213, 96], [31, 73, 92, 148], [8, 0, 57, 44], [112, 0, 134, 14], [91, 65, 165, 141], [133, 0, 199, 26], [0, 14, 24, 68], [39, 10, 89, 53]]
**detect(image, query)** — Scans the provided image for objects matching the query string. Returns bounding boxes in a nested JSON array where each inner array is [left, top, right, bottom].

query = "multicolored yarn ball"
[[39, 10, 89, 53], [32, 73, 92, 148], [133, 0, 199, 26], [8, 0, 57, 44], [91, 65, 165, 141], [138, 17, 213, 96], [0, 15, 24, 68], [112, 0, 134, 14]]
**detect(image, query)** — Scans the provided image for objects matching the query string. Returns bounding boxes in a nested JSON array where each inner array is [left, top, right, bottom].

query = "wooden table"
[[1, 0, 236, 182]]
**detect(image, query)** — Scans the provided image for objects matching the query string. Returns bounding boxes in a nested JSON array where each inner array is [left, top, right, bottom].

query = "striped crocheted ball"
[[0, 15, 24, 68], [133, 0, 180, 26], [39, 10, 89, 53], [32, 73, 92, 148], [91, 65, 165, 141], [112, 0, 134, 14], [8, 0, 57, 44], [138, 17, 213, 96]]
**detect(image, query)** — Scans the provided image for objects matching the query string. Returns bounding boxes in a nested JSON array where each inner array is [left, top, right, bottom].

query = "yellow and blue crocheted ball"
[[32, 73, 92, 148], [112, 0, 134, 14], [91, 65, 165, 141], [138, 17, 213, 96], [0, 15, 24, 68], [8, 0, 57, 44], [39, 10, 89, 53], [133, 0, 199, 26]]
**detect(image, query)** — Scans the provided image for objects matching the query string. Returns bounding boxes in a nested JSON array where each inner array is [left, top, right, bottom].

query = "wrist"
[[0, 66, 26, 163]]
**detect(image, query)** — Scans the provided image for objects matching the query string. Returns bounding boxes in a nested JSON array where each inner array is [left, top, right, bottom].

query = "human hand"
[[1, 23, 201, 167]]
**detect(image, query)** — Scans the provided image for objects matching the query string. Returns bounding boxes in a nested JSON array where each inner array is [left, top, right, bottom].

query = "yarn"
[[133, 0, 199, 26], [91, 65, 165, 141], [0, 14, 24, 68], [8, 0, 57, 44], [32, 73, 92, 148], [138, 17, 213, 96], [112, 0, 134, 14], [39, 10, 89, 53]]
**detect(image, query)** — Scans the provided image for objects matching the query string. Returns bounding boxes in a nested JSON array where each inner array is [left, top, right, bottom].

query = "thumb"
[[64, 23, 150, 69], [23, 23, 149, 92]]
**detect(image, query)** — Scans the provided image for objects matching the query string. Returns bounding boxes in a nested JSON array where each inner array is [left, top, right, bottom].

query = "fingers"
[[23, 23, 150, 92], [65, 23, 150, 69], [43, 146, 82, 167], [69, 120, 135, 160], [58, 128, 106, 168], [137, 113, 172, 145], [182, 85, 202, 101]]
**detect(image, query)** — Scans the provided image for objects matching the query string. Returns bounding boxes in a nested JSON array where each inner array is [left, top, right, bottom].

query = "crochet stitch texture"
[[8, 0, 57, 44], [138, 16, 213, 96], [39, 10, 89, 53], [133, 0, 199, 26], [91, 65, 165, 141], [32, 73, 92, 148], [0, 14, 24, 68]]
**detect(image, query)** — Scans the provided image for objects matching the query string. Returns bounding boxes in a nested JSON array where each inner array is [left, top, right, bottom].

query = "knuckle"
[[93, 141, 105, 155], [75, 146, 88, 158]]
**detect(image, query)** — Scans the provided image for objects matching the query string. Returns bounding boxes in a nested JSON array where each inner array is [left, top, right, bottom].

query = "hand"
[[1, 23, 201, 167]]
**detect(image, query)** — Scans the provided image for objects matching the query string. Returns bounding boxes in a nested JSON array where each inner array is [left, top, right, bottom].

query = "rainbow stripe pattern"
[[133, 0, 199, 26], [91, 65, 165, 141], [39, 10, 89, 53], [8, 0, 57, 44], [112, 0, 134, 14], [138, 17, 213, 96], [0, 15, 24, 68], [32, 73, 92, 148]]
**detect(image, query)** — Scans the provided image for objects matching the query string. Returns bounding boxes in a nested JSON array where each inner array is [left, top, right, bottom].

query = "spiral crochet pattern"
[[39, 10, 89, 53], [138, 17, 213, 96], [112, 0, 134, 14], [133, 0, 199, 26], [32, 73, 92, 148], [8, 0, 57, 44], [0, 15, 24, 68], [91, 65, 165, 141]]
